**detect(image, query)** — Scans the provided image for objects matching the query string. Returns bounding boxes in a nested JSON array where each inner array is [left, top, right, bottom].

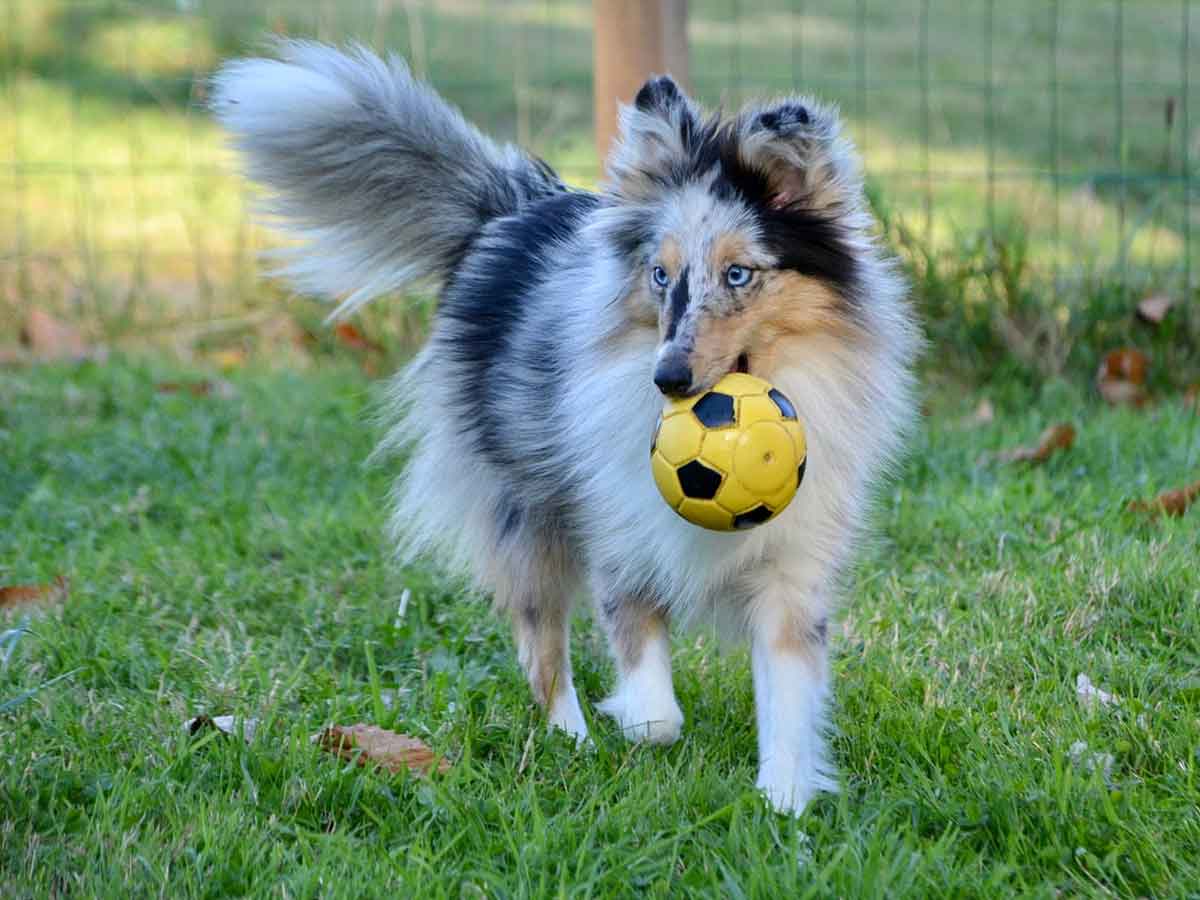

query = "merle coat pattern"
[[213, 42, 920, 814]]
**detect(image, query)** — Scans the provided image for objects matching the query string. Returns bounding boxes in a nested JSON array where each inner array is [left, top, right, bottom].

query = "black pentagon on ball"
[[768, 388, 797, 420], [733, 504, 774, 529], [677, 460, 723, 500], [797, 457, 807, 485], [691, 391, 736, 428]]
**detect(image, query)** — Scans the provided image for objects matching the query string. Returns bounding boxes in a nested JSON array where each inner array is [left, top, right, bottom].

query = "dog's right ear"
[[604, 74, 699, 202]]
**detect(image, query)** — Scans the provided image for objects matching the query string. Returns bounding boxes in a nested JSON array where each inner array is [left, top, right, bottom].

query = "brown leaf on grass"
[[970, 398, 995, 426], [1098, 348, 1148, 383], [205, 348, 247, 370], [334, 322, 385, 355], [1185, 384, 1199, 412], [19, 308, 102, 362], [1096, 348, 1150, 407], [0, 346, 31, 367], [156, 381, 211, 397], [1135, 294, 1174, 325], [259, 314, 315, 354], [1097, 377, 1148, 407], [1127, 480, 1200, 518], [314, 724, 450, 776], [0, 575, 68, 610], [995, 423, 1076, 464], [155, 379, 235, 399]]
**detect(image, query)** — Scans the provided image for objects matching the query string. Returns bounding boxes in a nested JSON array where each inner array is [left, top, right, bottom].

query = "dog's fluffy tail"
[[212, 41, 564, 319]]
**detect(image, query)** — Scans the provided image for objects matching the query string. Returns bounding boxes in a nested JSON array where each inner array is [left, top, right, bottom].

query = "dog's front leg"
[[592, 576, 683, 745], [511, 594, 588, 743], [749, 572, 837, 814]]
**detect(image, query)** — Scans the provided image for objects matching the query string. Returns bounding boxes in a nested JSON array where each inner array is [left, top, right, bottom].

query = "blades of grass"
[[240, 750, 260, 806], [364, 640, 388, 726], [0, 667, 82, 715], [0, 617, 31, 670]]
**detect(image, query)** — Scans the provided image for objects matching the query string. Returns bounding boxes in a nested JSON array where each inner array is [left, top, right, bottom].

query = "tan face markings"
[[710, 231, 755, 275], [649, 266, 866, 391], [658, 236, 683, 278], [686, 310, 757, 387], [745, 272, 863, 375], [621, 198, 863, 392], [756, 271, 846, 333]]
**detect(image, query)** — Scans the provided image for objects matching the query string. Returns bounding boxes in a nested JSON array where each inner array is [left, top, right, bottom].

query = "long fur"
[[214, 44, 921, 814], [211, 40, 563, 319]]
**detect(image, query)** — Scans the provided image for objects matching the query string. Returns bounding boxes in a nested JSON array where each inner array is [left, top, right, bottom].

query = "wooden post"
[[593, 0, 689, 170], [660, 0, 689, 88]]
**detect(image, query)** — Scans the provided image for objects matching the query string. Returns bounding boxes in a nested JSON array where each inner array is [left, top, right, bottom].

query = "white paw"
[[596, 687, 683, 745], [756, 755, 837, 816], [547, 684, 589, 745]]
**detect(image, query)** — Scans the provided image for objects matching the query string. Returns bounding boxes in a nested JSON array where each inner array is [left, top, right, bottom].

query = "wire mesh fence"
[[2, 0, 1197, 339]]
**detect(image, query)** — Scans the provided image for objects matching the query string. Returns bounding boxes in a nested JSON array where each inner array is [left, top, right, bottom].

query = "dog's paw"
[[547, 685, 589, 745], [755, 756, 837, 816], [596, 688, 683, 745]]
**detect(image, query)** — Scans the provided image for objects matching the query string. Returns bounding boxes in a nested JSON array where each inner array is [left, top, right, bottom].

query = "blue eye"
[[726, 265, 752, 288], [652, 266, 669, 288]]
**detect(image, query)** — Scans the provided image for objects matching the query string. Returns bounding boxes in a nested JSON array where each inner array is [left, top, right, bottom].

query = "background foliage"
[[1, 0, 1197, 379]]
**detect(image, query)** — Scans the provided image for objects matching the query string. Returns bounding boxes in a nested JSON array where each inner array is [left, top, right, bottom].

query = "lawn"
[[2, 356, 1198, 897]]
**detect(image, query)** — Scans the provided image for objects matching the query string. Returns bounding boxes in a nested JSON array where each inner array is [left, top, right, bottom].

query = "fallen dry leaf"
[[156, 380, 211, 397], [20, 308, 98, 362], [1127, 480, 1200, 519], [259, 314, 315, 353], [1097, 377, 1148, 407], [1096, 348, 1150, 407], [0, 576, 68, 610], [205, 348, 247, 370], [185, 714, 259, 742], [1077, 673, 1120, 710], [0, 346, 31, 367], [333, 322, 385, 355], [314, 724, 449, 776], [995, 423, 1076, 464], [1185, 384, 1199, 412], [155, 379, 235, 399], [970, 398, 995, 426], [1098, 348, 1149, 384], [1135, 293, 1174, 325]]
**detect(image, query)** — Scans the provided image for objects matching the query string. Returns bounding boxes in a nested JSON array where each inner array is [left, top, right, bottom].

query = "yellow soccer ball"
[[650, 373, 807, 531]]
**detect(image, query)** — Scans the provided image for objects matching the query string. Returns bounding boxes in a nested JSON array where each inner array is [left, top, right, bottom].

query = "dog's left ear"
[[734, 99, 859, 214]]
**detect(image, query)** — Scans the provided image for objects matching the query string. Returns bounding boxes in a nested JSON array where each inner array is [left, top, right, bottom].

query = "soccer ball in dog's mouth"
[[650, 373, 806, 531]]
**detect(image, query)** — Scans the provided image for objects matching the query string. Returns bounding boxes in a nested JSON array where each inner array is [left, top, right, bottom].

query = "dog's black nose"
[[654, 356, 692, 396]]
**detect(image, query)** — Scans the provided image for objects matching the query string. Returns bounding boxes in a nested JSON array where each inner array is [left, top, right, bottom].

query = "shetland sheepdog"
[[213, 41, 919, 813]]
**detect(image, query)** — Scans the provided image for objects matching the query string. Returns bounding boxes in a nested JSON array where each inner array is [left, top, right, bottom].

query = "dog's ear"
[[605, 75, 700, 201], [733, 98, 858, 214]]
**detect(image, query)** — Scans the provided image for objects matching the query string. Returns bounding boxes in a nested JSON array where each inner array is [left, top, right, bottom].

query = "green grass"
[[2, 356, 1198, 897], [2, 0, 1198, 341]]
